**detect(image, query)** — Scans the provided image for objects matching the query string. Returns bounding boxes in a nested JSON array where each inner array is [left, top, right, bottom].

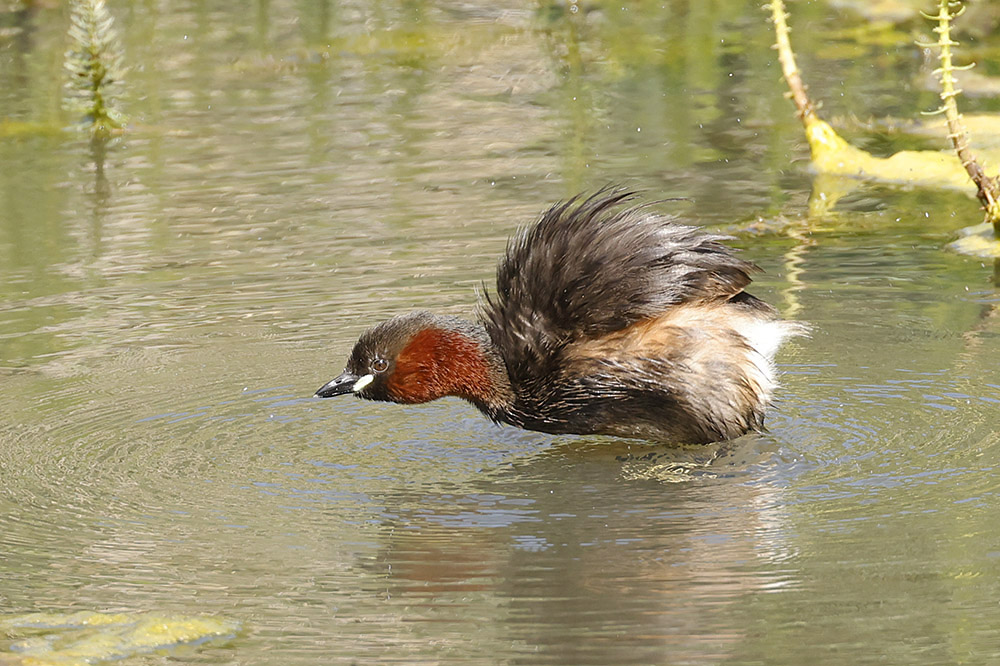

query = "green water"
[[2, 0, 999, 664]]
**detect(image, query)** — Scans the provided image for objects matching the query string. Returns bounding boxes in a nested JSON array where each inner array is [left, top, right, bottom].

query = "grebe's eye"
[[372, 358, 389, 373]]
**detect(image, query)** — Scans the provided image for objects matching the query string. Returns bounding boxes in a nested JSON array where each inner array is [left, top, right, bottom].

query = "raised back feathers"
[[480, 189, 767, 390]]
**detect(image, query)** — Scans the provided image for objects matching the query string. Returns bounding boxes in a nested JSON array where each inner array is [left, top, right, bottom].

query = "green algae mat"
[[0, 612, 240, 665]]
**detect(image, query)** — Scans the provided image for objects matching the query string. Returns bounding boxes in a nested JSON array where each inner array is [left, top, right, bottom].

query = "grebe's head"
[[315, 311, 438, 403], [314, 311, 499, 406]]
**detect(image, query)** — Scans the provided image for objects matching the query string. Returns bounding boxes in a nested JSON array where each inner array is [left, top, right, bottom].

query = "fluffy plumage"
[[484, 190, 766, 383]]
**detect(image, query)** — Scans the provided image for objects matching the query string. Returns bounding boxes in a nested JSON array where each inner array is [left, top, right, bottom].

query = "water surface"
[[2, 0, 1000, 664]]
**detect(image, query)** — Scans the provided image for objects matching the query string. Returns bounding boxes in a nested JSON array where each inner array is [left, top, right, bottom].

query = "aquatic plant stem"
[[766, 0, 869, 196], [64, 0, 126, 135], [923, 0, 1000, 232], [767, 0, 814, 122]]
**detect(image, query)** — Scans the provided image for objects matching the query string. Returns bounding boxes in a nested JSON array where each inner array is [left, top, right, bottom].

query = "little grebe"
[[316, 189, 804, 443]]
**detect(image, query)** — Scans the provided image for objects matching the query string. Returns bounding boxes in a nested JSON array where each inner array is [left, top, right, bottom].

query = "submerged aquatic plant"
[[63, 0, 126, 135]]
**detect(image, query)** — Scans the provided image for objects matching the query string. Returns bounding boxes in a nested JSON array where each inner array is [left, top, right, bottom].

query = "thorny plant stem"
[[924, 0, 1000, 230], [767, 0, 814, 123]]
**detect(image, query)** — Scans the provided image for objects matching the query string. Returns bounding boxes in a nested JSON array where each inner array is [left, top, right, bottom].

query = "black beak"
[[315, 371, 359, 398]]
